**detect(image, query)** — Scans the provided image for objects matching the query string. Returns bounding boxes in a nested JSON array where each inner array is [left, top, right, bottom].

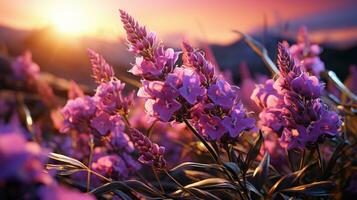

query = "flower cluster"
[[289, 26, 325, 76], [0, 126, 94, 200], [60, 49, 139, 180], [252, 42, 341, 149], [120, 10, 255, 141]]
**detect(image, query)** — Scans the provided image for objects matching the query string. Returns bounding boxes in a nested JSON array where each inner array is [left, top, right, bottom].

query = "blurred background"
[[0, 0, 356, 86]]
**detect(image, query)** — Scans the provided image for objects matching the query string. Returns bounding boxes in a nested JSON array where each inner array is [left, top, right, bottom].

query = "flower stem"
[[183, 119, 220, 164], [316, 143, 324, 174], [299, 149, 306, 170], [163, 169, 198, 198], [89, 170, 111, 182], [86, 137, 94, 192], [153, 167, 164, 193]]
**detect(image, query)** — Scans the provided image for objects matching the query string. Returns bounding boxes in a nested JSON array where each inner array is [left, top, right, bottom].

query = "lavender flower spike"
[[119, 9, 156, 59], [253, 42, 341, 149], [120, 10, 178, 80], [88, 49, 115, 84], [127, 128, 166, 169]]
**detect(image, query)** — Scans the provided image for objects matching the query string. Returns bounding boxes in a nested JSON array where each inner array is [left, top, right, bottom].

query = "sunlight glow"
[[51, 3, 91, 35]]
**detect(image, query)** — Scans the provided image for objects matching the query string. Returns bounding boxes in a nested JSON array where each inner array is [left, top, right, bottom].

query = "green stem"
[[183, 119, 220, 163], [147, 120, 158, 138], [316, 143, 324, 174], [86, 137, 94, 192], [153, 167, 164, 194], [299, 149, 306, 170], [163, 169, 198, 199], [89, 170, 111, 182]]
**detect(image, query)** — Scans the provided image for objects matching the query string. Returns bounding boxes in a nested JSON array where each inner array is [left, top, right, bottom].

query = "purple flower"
[[167, 68, 206, 104], [60, 96, 97, 133], [253, 42, 341, 149], [251, 79, 281, 108], [289, 26, 325, 76], [291, 73, 323, 99], [144, 98, 181, 122], [11, 51, 40, 81], [95, 79, 134, 115], [138, 80, 181, 121], [0, 133, 50, 184], [90, 111, 113, 135], [138, 80, 178, 99], [119, 10, 156, 58], [121, 11, 255, 141], [92, 155, 129, 178], [127, 128, 166, 169], [309, 110, 341, 137], [88, 49, 115, 84], [222, 103, 256, 138], [198, 115, 226, 140], [130, 47, 179, 79], [208, 79, 239, 109], [182, 41, 215, 85], [39, 184, 95, 200], [110, 129, 134, 152], [120, 10, 178, 79]]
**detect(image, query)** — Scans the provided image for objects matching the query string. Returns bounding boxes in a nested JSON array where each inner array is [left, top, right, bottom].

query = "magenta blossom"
[[291, 73, 323, 99], [127, 128, 166, 169], [167, 67, 206, 104], [252, 42, 341, 149], [0, 133, 50, 184], [88, 49, 115, 84], [60, 96, 97, 133], [39, 184, 95, 200], [208, 79, 239, 109], [222, 103, 256, 138], [121, 11, 255, 140], [289, 26, 325, 76], [130, 47, 179, 79], [11, 51, 40, 81], [92, 155, 129, 178], [198, 115, 226, 140], [95, 79, 134, 115]]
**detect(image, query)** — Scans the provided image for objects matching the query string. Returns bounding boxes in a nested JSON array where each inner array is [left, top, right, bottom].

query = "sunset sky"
[[0, 0, 356, 45]]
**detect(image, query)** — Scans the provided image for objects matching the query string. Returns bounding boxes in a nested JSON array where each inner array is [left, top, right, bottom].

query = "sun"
[[51, 3, 90, 35]]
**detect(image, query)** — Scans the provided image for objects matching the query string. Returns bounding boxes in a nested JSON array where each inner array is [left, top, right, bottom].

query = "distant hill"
[[210, 33, 357, 82], [0, 25, 356, 86]]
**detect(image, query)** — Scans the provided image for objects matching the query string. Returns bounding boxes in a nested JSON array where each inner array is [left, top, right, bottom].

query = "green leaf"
[[228, 144, 238, 163], [245, 181, 263, 197], [90, 180, 162, 198], [113, 190, 133, 200], [182, 178, 230, 189], [325, 141, 348, 178], [244, 131, 264, 172], [188, 188, 221, 200], [321, 70, 357, 102], [49, 153, 88, 169], [170, 162, 224, 173], [281, 181, 335, 197], [223, 162, 240, 179], [269, 162, 317, 195], [252, 152, 270, 190], [173, 178, 236, 197], [184, 170, 214, 180]]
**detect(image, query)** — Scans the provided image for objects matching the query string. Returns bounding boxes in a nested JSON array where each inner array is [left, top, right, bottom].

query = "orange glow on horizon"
[[0, 0, 355, 45]]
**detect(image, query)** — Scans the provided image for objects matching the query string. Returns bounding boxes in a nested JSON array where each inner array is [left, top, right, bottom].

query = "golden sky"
[[0, 0, 356, 45]]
